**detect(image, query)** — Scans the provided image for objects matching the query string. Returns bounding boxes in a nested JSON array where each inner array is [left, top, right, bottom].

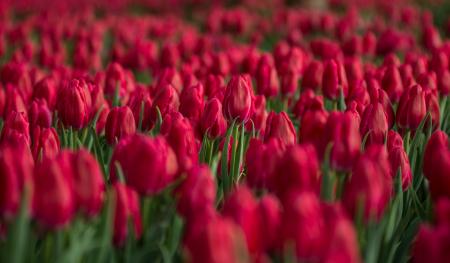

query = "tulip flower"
[[31, 126, 60, 161], [264, 111, 296, 145], [322, 59, 348, 100], [179, 83, 204, 124], [127, 89, 153, 131], [343, 145, 392, 220], [381, 65, 404, 103], [32, 76, 57, 109], [388, 145, 412, 190], [256, 55, 279, 97], [199, 98, 227, 139], [105, 106, 136, 144], [112, 182, 142, 246], [360, 89, 389, 145], [56, 79, 92, 129], [0, 139, 34, 219], [33, 155, 75, 229], [396, 84, 427, 131], [1, 111, 30, 145], [29, 99, 52, 129], [423, 131, 450, 200], [222, 74, 254, 122], [110, 134, 178, 195]]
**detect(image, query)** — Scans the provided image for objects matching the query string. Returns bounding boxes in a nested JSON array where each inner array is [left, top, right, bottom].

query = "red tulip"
[[322, 59, 348, 100], [343, 145, 392, 220], [387, 130, 404, 151], [31, 126, 60, 161], [324, 111, 361, 171], [302, 61, 323, 91], [32, 155, 75, 229], [110, 134, 178, 195], [4, 84, 27, 119], [150, 82, 180, 124], [127, 88, 153, 131], [381, 65, 403, 103], [396, 85, 426, 130], [56, 79, 92, 129], [176, 164, 215, 221], [179, 83, 204, 124], [222, 185, 262, 255], [248, 95, 267, 134], [33, 76, 57, 109], [360, 89, 389, 145], [0, 139, 34, 219], [105, 106, 136, 144], [299, 97, 329, 151], [423, 130, 450, 200], [264, 111, 296, 145], [199, 98, 227, 139], [258, 194, 281, 252], [388, 145, 412, 190], [29, 99, 52, 129], [1, 111, 30, 145], [222, 74, 254, 122], [256, 56, 279, 97], [163, 113, 199, 172], [112, 182, 142, 246]]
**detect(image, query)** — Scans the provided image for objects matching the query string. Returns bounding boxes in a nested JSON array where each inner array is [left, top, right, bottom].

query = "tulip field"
[[1, 0, 450, 262]]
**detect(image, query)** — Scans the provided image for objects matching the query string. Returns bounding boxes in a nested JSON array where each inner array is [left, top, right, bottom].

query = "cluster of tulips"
[[1, 0, 450, 262]]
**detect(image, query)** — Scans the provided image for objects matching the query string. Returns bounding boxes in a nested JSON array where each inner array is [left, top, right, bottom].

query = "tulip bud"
[[176, 165, 215, 221], [184, 215, 249, 263], [1, 111, 30, 145], [105, 106, 136, 144], [33, 76, 57, 109], [387, 130, 403, 151], [247, 95, 267, 134], [322, 59, 348, 100], [104, 62, 128, 98], [258, 195, 281, 251], [31, 127, 60, 161], [423, 131, 450, 200], [179, 83, 204, 124], [302, 61, 323, 91], [381, 65, 403, 103], [343, 145, 392, 220], [59, 150, 105, 217], [95, 106, 109, 134], [299, 98, 329, 151], [272, 144, 320, 200], [112, 182, 142, 246], [56, 79, 91, 129], [324, 111, 361, 171], [256, 56, 279, 97], [396, 85, 426, 130], [4, 84, 27, 119], [150, 82, 180, 124], [360, 90, 389, 145], [264, 111, 296, 145], [127, 89, 153, 131], [110, 134, 178, 195], [163, 113, 199, 172], [223, 74, 254, 122], [204, 74, 224, 98], [29, 99, 52, 129], [0, 140, 34, 219], [245, 138, 285, 189], [388, 146, 412, 190], [32, 156, 75, 229], [199, 98, 227, 139], [280, 68, 299, 96], [422, 26, 442, 51]]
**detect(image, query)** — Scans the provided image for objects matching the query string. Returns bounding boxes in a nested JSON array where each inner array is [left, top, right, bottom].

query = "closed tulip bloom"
[[423, 130, 450, 200], [95, 106, 110, 134], [360, 89, 389, 145], [256, 57, 279, 97], [222, 74, 254, 122], [4, 85, 27, 119], [324, 111, 361, 171], [105, 106, 136, 144], [179, 83, 204, 124], [245, 138, 284, 189], [281, 192, 326, 261], [272, 144, 320, 200], [110, 134, 178, 195], [412, 224, 450, 263], [56, 79, 92, 129], [29, 99, 52, 129], [127, 89, 153, 131], [248, 95, 267, 134], [302, 60, 323, 91], [176, 165, 215, 221], [388, 146, 412, 190], [31, 126, 60, 161], [199, 98, 227, 139], [204, 74, 224, 98], [425, 90, 440, 130], [280, 69, 299, 96], [381, 65, 403, 103], [0, 140, 34, 219], [59, 150, 105, 217], [112, 182, 143, 246], [258, 194, 281, 252], [367, 78, 395, 128], [387, 130, 404, 151], [396, 85, 426, 130], [323, 59, 348, 100], [150, 82, 180, 124], [163, 113, 199, 172], [184, 215, 249, 263], [33, 76, 57, 109], [299, 98, 329, 151], [422, 25, 442, 51], [32, 156, 75, 229], [1, 111, 30, 145], [343, 145, 392, 220], [104, 62, 128, 98], [264, 111, 296, 145]]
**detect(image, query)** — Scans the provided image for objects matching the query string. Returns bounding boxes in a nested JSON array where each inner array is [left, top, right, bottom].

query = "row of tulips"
[[1, 0, 450, 262]]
